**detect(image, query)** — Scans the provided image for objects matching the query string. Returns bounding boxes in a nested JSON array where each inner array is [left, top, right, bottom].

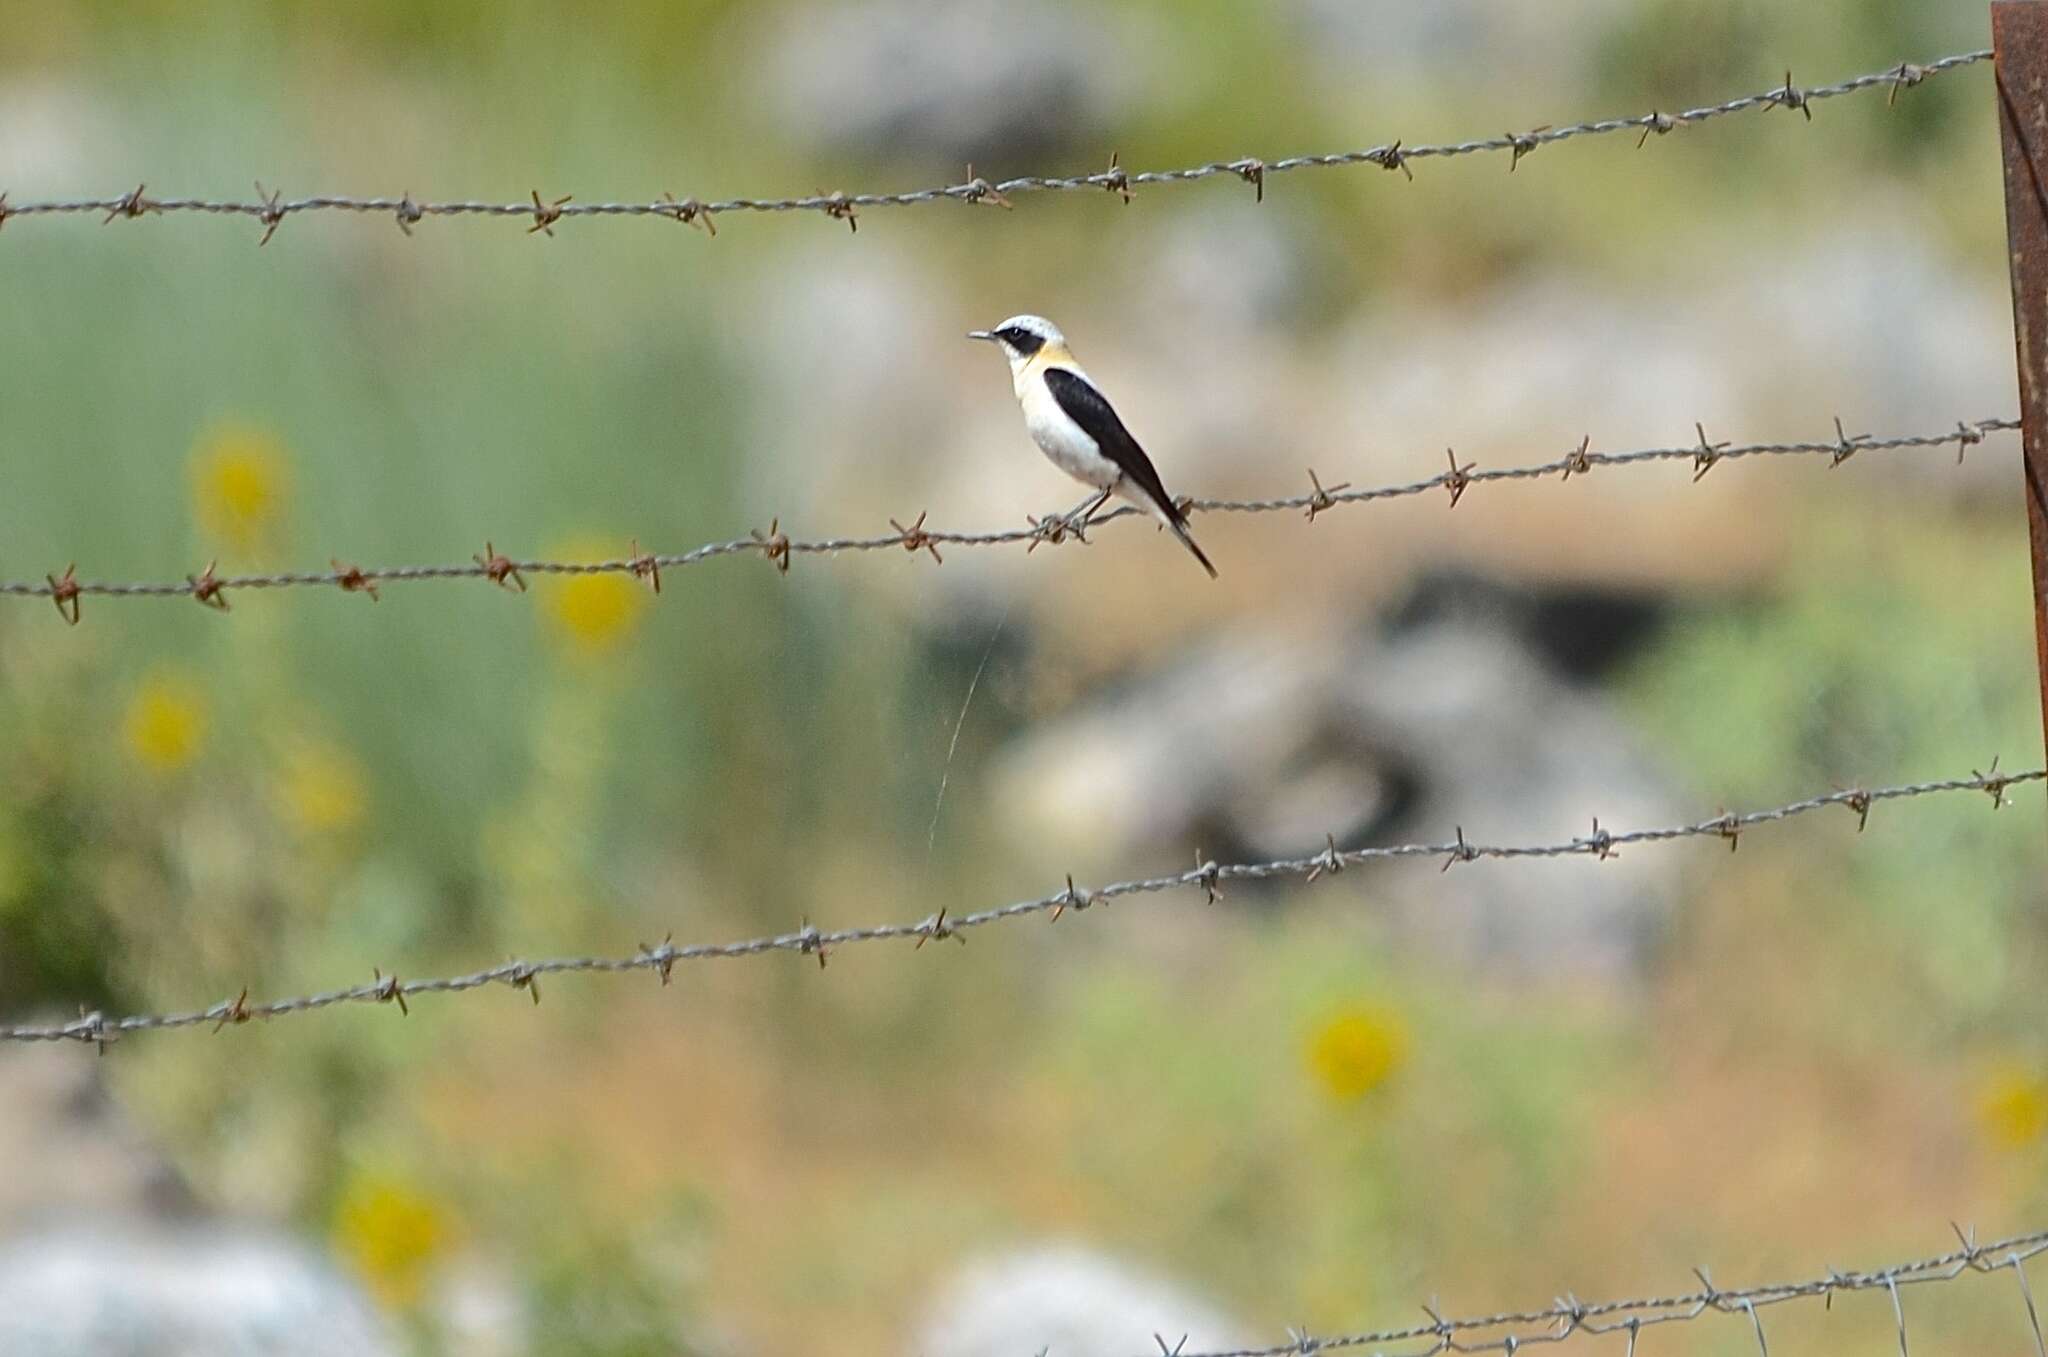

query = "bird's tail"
[[1163, 507, 1219, 579]]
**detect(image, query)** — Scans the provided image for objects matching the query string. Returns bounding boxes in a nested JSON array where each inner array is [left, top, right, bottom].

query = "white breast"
[[1015, 363, 1123, 490]]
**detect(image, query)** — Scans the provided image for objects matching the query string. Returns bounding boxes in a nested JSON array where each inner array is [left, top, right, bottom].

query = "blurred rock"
[[1740, 224, 2017, 506], [0, 1221, 397, 1357], [432, 1258, 530, 1357], [733, 240, 961, 508], [0, 1039, 193, 1231], [993, 574, 1685, 978], [1288, 0, 1636, 81], [1326, 224, 2016, 514], [755, 0, 1143, 167], [913, 1245, 1250, 1357], [0, 82, 115, 191]]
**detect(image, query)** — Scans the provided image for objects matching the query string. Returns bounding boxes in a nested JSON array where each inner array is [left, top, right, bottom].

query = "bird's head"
[[967, 314, 1068, 372]]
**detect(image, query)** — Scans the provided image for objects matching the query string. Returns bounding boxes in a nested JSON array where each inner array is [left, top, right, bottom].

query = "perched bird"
[[969, 315, 1217, 578]]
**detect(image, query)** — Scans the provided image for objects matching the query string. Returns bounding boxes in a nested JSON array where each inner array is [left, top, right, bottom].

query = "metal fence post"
[[1994, 2, 2048, 787]]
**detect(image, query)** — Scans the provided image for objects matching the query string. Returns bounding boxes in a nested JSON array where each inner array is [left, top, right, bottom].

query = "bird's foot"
[[1067, 488, 1115, 532]]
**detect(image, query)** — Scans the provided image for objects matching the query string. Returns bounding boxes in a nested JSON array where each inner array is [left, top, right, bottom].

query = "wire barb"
[[639, 934, 679, 986], [1637, 110, 1677, 148], [1102, 151, 1133, 204], [46, 564, 81, 625], [962, 164, 1013, 210], [395, 193, 423, 236], [890, 511, 944, 565], [819, 190, 857, 232], [1691, 423, 1732, 482], [1304, 467, 1351, 522], [372, 968, 408, 1016], [527, 189, 571, 236], [659, 191, 716, 234], [1508, 127, 1549, 171], [1771, 70, 1813, 121], [254, 180, 285, 245], [1442, 449, 1476, 507], [1233, 157, 1267, 201], [1560, 435, 1593, 481], [1373, 140, 1414, 180], [2015, 1253, 2048, 1357], [101, 182, 156, 224], [1830, 416, 1866, 468], [474, 541, 526, 592], [1976, 756, 2012, 810], [1957, 419, 1987, 463], [627, 538, 662, 593], [1050, 874, 1092, 923], [1305, 834, 1346, 883], [797, 919, 829, 969], [506, 963, 542, 1005], [187, 561, 230, 611], [751, 518, 792, 573], [332, 559, 379, 602], [210, 989, 252, 1034], [1893, 62, 1930, 106]]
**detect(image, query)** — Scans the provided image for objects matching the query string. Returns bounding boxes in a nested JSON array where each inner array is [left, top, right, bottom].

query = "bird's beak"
[[966, 330, 995, 342]]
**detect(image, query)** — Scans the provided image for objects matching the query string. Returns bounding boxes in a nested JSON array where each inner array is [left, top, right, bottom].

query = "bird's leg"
[[1067, 486, 1114, 531]]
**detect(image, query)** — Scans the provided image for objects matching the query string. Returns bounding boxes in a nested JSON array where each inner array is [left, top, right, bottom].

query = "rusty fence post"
[[1995, 2, 2048, 789]]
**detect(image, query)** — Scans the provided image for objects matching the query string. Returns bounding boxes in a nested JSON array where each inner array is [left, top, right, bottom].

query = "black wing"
[[1042, 367, 1186, 526]]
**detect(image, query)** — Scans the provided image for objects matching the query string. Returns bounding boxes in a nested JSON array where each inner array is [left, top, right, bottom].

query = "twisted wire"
[[3, 763, 2034, 1045], [1162, 1227, 2048, 1357], [0, 52, 1986, 237], [0, 416, 2013, 610]]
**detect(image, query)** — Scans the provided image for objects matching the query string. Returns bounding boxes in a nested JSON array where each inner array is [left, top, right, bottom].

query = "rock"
[[992, 574, 1687, 979], [753, 0, 1143, 167], [0, 1039, 193, 1231], [1288, 0, 1638, 81], [0, 1221, 398, 1357], [913, 1245, 1250, 1357]]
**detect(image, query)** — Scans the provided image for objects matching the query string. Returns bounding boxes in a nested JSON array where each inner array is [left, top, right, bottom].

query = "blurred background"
[[2, 1, 2045, 1353]]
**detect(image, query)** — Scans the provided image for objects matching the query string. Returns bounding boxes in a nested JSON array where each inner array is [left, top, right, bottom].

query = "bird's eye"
[[997, 326, 1045, 355]]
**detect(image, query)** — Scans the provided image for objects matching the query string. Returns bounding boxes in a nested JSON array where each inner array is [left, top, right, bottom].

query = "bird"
[[968, 314, 1217, 578]]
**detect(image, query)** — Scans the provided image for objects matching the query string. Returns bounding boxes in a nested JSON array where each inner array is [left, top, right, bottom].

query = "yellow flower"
[[1978, 1065, 2048, 1150], [279, 739, 368, 835], [332, 1174, 450, 1309], [541, 540, 647, 657], [123, 670, 207, 772], [190, 422, 289, 550], [1306, 1004, 1410, 1104]]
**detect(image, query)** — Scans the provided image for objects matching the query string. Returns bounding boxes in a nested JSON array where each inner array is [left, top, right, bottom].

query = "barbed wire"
[[1153, 1224, 2048, 1357], [0, 51, 1986, 240], [1, 416, 2013, 619], [3, 762, 2034, 1047]]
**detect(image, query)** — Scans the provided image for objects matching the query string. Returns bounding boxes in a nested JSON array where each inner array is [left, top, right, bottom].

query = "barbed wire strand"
[[3, 763, 2035, 1047], [1155, 1226, 2048, 1357], [0, 51, 1987, 238], [1, 416, 2014, 614]]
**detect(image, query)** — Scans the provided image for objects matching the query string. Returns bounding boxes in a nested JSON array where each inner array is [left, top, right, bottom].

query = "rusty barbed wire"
[[0, 416, 2014, 615], [0, 52, 1985, 239], [1153, 1225, 2048, 1357], [1, 763, 2034, 1046]]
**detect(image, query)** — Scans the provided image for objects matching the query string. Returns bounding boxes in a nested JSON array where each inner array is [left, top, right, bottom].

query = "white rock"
[[0, 1221, 398, 1357], [914, 1245, 1250, 1357]]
